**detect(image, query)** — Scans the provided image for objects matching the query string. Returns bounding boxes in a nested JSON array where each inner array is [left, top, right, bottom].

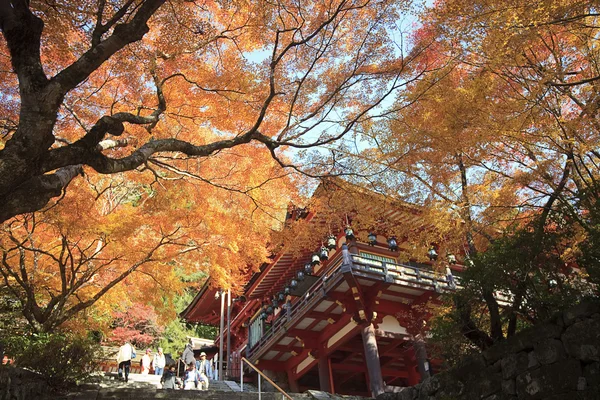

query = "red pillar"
[[405, 348, 420, 386], [287, 369, 300, 393], [318, 355, 334, 393], [328, 357, 335, 394], [361, 323, 385, 397]]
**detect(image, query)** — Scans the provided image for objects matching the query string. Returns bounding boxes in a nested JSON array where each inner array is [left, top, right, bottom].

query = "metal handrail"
[[240, 357, 293, 400]]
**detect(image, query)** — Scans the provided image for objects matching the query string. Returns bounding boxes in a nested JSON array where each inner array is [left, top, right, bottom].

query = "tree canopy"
[[350, 0, 600, 349], [0, 0, 418, 222]]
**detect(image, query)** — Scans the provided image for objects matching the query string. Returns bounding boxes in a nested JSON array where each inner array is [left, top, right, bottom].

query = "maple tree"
[[417, 0, 600, 346], [0, 0, 422, 223], [108, 303, 163, 348], [326, 0, 600, 349], [0, 138, 297, 333]]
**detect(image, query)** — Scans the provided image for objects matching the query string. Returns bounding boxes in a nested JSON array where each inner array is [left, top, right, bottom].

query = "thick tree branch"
[[0, 166, 83, 222], [0, 0, 48, 95]]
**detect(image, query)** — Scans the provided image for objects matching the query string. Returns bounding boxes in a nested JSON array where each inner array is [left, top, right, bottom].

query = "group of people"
[[115, 342, 168, 381], [180, 338, 213, 390], [115, 339, 213, 390]]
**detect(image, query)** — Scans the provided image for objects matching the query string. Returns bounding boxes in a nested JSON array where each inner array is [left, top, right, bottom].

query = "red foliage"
[[107, 304, 164, 348]]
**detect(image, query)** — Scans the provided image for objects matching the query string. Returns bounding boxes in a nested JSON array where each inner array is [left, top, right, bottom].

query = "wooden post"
[[414, 334, 430, 382], [405, 348, 420, 386], [226, 288, 232, 379], [287, 370, 300, 393], [361, 323, 385, 397], [318, 355, 333, 393], [218, 290, 225, 380], [328, 357, 335, 394]]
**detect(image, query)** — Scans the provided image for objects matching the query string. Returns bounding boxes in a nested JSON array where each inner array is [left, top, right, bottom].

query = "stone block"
[[395, 387, 418, 400], [563, 302, 600, 326], [420, 376, 440, 396], [417, 391, 436, 400], [452, 354, 486, 382], [527, 351, 539, 369], [583, 362, 600, 387], [562, 318, 600, 362], [490, 360, 502, 373], [501, 379, 516, 395], [543, 386, 600, 400], [377, 392, 397, 400], [515, 358, 582, 400], [432, 372, 464, 398], [479, 371, 503, 398], [533, 339, 566, 365], [484, 323, 563, 364], [501, 352, 529, 380]]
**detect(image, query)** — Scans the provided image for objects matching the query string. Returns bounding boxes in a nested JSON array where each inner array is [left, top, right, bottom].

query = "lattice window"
[[359, 251, 397, 265]]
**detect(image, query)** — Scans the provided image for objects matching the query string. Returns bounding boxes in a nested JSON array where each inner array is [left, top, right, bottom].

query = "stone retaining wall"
[[0, 366, 50, 400], [378, 301, 600, 400]]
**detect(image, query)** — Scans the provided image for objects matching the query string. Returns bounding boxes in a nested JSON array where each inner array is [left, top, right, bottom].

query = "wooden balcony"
[[246, 252, 455, 361]]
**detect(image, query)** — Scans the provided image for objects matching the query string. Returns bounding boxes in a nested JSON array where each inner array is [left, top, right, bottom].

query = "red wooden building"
[[182, 184, 460, 397]]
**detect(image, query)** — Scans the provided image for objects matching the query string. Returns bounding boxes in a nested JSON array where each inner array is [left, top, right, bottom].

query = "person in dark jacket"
[[161, 365, 177, 389], [181, 339, 195, 367], [180, 339, 196, 383]]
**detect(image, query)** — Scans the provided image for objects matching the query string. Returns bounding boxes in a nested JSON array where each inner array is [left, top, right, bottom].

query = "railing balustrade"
[[244, 253, 518, 359]]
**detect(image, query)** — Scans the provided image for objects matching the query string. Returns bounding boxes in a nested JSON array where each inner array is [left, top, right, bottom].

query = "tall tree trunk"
[[455, 153, 503, 345]]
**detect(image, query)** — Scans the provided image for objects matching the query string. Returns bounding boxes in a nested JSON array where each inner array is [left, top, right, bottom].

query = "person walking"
[[195, 352, 212, 390], [141, 348, 152, 374], [153, 347, 166, 376], [116, 341, 136, 383]]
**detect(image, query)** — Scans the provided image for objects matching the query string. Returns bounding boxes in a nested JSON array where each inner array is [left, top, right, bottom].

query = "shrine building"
[[182, 180, 463, 397]]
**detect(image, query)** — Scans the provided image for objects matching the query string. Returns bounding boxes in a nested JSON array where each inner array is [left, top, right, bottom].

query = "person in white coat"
[[116, 341, 136, 382], [141, 348, 152, 374]]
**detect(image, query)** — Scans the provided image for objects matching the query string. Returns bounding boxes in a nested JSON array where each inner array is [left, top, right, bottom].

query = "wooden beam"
[[271, 344, 304, 353], [374, 329, 410, 340], [254, 359, 286, 371], [342, 270, 368, 322], [338, 371, 361, 387], [373, 299, 411, 315], [287, 316, 361, 381], [378, 338, 406, 356], [287, 329, 321, 347], [331, 363, 409, 378]]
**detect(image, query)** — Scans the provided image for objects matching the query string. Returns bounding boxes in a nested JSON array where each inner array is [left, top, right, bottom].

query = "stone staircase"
[[12, 370, 367, 400], [53, 372, 263, 399], [58, 373, 301, 400], [100, 372, 258, 392]]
